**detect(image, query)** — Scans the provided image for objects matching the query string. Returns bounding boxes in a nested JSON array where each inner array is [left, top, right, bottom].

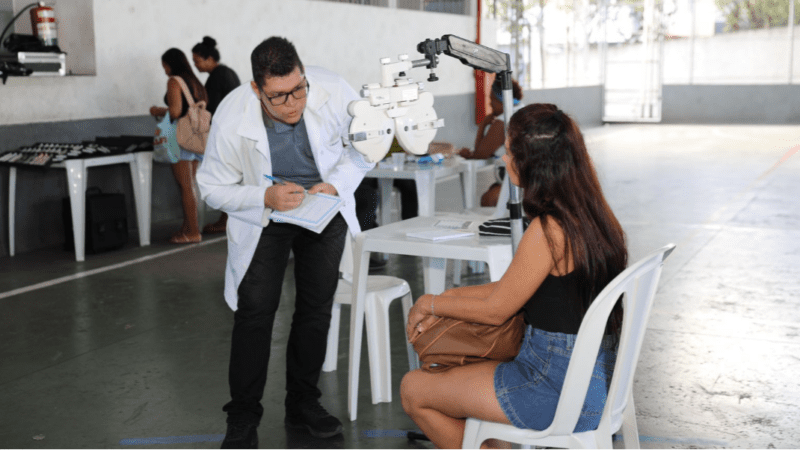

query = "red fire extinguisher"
[[29, 1, 57, 48]]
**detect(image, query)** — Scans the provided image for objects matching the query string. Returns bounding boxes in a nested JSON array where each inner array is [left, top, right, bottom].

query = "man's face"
[[250, 67, 307, 125]]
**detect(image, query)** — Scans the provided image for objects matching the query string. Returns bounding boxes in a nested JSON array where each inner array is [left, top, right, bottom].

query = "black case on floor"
[[63, 187, 128, 253]]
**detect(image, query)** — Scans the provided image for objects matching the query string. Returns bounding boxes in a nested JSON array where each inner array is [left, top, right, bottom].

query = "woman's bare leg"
[[170, 160, 201, 241], [400, 361, 512, 449]]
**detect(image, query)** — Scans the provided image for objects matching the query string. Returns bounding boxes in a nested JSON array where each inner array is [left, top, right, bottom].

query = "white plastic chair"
[[452, 164, 510, 285], [322, 233, 416, 404], [462, 244, 676, 449]]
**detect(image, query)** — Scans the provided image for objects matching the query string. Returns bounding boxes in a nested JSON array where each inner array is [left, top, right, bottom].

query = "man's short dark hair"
[[251, 37, 305, 88]]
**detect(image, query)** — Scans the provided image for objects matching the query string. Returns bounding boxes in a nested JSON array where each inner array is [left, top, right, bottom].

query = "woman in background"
[[149, 48, 208, 244], [460, 77, 524, 207], [401, 104, 627, 448], [192, 36, 241, 234]]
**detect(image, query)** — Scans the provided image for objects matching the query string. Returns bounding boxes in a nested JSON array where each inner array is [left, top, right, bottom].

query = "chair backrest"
[[490, 175, 511, 219], [545, 244, 676, 436]]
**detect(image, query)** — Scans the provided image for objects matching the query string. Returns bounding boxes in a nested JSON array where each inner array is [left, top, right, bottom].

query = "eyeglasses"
[[263, 80, 310, 106]]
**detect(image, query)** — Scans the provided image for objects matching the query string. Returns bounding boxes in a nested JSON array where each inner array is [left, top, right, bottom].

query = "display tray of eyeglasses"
[[0, 135, 153, 168]]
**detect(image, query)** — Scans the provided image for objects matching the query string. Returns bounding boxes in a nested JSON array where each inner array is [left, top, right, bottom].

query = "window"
[[314, 0, 470, 15]]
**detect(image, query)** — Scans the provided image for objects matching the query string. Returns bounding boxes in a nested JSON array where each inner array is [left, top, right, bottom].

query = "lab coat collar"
[[236, 89, 269, 155], [305, 72, 330, 114]]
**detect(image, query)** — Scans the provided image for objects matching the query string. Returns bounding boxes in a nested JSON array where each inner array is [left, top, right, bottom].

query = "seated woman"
[[401, 103, 628, 449]]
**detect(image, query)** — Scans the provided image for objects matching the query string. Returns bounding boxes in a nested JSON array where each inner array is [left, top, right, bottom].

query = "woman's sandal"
[[169, 232, 202, 244], [202, 222, 226, 234]]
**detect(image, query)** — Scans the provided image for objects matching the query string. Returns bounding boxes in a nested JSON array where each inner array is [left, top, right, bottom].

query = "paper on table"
[[269, 192, 343, 233], [405, 229, 475, 241]]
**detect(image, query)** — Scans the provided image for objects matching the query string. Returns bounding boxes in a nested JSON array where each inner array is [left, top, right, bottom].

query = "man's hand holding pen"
[[265, 182, 305, 211], [263, 175, 305, 211]]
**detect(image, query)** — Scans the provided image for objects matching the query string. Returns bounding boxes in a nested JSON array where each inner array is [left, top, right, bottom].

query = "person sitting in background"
[[400, 103, 627, 449], [149, 48, 208, 244], [460, 77, 524, 207], [192, 36, 241, 235]]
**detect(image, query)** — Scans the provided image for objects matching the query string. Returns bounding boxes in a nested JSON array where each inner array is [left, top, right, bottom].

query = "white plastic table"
[[7, 152, 153, 261], [347, 215, 513, 420], [365, 157, 474, 224]]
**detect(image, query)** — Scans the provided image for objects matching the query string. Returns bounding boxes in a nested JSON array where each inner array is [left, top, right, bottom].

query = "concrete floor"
[[1, 123, 798, 449]]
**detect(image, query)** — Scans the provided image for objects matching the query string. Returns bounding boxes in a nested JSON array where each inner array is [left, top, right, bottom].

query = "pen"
[[263, 174, 286, 185], [264, 174, 307, 194]]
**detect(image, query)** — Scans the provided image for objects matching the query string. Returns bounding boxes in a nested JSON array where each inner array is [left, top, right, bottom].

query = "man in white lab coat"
[[196, 36, 373, 448]]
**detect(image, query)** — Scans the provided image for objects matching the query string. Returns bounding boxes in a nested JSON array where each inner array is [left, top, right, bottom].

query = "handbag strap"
[[171, 76, 197, 108]]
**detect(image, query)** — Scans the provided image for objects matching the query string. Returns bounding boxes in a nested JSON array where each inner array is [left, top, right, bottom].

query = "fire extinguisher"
[[29, 1, 57, 48]]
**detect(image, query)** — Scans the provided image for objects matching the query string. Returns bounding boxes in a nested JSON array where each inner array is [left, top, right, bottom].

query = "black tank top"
[[523, 271, 584, 335], [164, 77, 197, 119]]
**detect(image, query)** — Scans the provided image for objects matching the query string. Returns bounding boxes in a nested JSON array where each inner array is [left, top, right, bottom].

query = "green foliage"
[[715, 0, 799, 31]]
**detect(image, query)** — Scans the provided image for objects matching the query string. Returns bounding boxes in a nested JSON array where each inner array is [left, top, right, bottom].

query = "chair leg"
[[621, 393, 641, 449], [322, 302, 341, 372], [364, 296, 391, 404], [400, 292, 420, 371], [468, 260, 486, 274], [461, 418, 483, 449], [453, 259, 462, 285], [375, 294, 395, 403]]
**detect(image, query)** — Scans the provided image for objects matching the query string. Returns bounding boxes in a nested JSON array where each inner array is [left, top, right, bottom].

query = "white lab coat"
[[196, 66, 374, 311]]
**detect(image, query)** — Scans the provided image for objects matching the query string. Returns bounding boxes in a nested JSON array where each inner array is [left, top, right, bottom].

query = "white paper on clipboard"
[[269, 193, 343, 233]]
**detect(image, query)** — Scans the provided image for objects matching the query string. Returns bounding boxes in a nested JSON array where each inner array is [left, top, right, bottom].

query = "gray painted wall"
[[2, 94, 482, 257], [662, 85, 800, 124], [523, 86, 604, 127], [6, 83, 791, 257]]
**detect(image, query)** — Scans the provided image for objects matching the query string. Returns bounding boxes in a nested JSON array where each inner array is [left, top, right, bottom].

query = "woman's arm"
[[471, 117, 505, 159], [407, 217, 561, 340], [166, 78, 183, 120], [149, 106, 167, 117], [439, 282, 499, 299]]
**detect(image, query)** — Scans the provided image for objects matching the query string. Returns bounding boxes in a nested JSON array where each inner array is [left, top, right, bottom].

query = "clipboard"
[[269, 192, 344, 233]]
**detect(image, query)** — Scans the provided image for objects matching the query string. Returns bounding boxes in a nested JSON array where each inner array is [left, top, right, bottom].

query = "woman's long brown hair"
[[162, 48, 208, 105], [507, 103, 627, 337]]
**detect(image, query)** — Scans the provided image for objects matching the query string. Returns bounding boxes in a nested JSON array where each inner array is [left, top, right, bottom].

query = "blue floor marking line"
[[362, 429, 410, 438], [119, 434, 224, 445], [361, 429, 728, 447]]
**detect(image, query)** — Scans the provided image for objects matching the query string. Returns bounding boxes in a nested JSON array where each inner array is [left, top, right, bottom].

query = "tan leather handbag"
[[172, 76, 211, 155], [410, 311, 525, 373]]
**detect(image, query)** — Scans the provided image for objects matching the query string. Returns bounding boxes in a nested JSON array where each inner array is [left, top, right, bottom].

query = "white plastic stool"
[[322, 234, 416, 404]]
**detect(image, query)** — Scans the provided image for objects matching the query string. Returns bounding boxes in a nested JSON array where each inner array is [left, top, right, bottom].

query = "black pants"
[[355, 178, 418, 228], [223, 214, 347, 424]]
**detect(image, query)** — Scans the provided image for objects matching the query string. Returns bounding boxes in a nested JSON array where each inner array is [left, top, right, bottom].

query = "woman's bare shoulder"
[[523, 215, 571, 273]]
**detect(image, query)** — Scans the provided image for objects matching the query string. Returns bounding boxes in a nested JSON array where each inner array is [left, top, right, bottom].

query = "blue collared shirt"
[[262, 108, 322, 189]]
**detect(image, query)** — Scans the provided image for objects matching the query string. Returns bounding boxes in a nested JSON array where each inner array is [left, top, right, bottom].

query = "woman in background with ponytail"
[[192, 36, 241, 234]]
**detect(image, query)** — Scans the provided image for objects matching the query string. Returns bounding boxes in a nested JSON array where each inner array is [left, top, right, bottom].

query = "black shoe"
[[221, 422, 258, 449], [285, 401, 343, 438]]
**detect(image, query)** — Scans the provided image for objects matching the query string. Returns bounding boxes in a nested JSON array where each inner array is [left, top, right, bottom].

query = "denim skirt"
[[178, 147, 203, 162], [494, 326, 617, 432]]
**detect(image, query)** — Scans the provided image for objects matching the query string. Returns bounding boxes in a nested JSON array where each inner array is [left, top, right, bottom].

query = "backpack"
[[172, 76, 211, 155]]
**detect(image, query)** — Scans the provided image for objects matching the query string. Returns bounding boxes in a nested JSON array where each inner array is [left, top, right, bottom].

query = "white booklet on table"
[[269, 192, 343, 233], [406, 228, 475, 241]]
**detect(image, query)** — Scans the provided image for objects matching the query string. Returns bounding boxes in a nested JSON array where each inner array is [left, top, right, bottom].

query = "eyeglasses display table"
[[4, 142, 153, 262]]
